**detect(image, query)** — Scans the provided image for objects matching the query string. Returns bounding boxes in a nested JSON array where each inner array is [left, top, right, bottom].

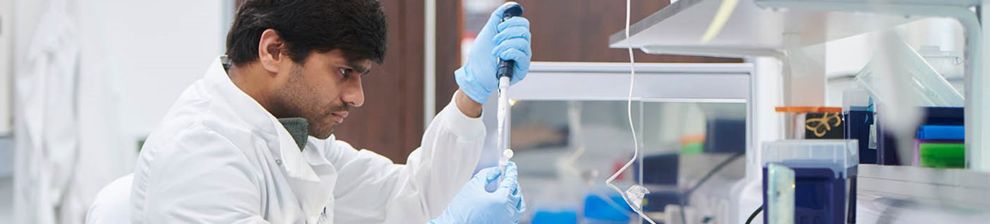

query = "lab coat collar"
[[205, 56, 337, 222], [203, 57, 321, 182]]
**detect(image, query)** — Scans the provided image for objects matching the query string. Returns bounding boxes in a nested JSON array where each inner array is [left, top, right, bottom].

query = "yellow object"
[[701, 0, 739, 43], [775, 106, 843, 139], [805, 112, 843, 138]]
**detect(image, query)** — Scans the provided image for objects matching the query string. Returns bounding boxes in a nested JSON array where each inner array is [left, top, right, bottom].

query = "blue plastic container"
[[762, 140, 858, 224], [845, 109, 877, 164], [583, 193, 632, 224], [916, 125, 965, 141], [532, 209, 578, 224]]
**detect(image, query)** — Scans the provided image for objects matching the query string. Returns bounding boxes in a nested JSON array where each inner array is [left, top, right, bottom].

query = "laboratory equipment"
[[498, 61, 750, 224], [496, 3, 523, 179], [680, 135, 705, 154], [776, 107, 845, 140], [637, 153, 684, 217], [841, 95, 966, 166], [844, 109, 880, 164], [909, 107, 965, 167], [583, 193, 633, 224], [920, 107, 964, 125], [642, 191, 683, 214], [640, 153, 679, 185], [763, 140, 858, 224], [857, 165, 990, 223], [430, 162, 524, 224], [918, 143, 965, 168], [842, 90, 883, 165], [531, 209, 578, 224], [766, 163, 795, 224], [916, 125, 964, 141], [608, 0, 990, 222], [914, 124, 964, 168], [703, 118, 746, 153]]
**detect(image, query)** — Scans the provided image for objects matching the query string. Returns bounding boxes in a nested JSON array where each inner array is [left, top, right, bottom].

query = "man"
[[129, 0, 531, 223]]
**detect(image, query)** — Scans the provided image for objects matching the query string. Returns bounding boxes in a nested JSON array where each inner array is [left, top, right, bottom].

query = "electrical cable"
[[684, 153, 744, 196], [676, 152, 743, 224], [745, 205, 763, 224], [602, 0, 656, 223]]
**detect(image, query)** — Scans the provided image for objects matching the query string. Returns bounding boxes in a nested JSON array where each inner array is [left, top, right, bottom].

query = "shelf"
[[857, 164, 990, 209], [609, 0, 979, 53], [507, 62, 751, 101]]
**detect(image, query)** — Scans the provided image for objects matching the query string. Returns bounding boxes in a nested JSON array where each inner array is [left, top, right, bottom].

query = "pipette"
[[495, 3, 523, 176]]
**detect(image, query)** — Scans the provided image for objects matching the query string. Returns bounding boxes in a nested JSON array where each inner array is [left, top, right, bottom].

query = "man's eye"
[[338, 68, 353, 78]]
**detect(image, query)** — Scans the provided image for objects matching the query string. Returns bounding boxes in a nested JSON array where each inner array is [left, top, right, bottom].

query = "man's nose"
[[342, 76, 365, 108]]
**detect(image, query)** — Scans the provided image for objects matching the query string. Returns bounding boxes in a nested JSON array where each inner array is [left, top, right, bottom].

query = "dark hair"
[[225, 0, 387, 66]]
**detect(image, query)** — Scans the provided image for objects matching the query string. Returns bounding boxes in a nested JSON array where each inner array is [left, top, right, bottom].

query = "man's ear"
[[258, 29, 286, 74]]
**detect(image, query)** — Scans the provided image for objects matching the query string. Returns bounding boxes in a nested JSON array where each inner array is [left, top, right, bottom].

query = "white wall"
[[15, 0, 227, 148], [80, 0, 227, 143], [7, 0, 228, 222]]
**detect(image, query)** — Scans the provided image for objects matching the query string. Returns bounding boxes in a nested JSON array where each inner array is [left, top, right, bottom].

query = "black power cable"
[[745, 205, 763, 224], [684, 153, 744, 196], [677, 153, 744, 224]]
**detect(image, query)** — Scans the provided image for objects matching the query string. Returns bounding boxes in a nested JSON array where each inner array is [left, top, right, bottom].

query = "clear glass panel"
[[510, 100, 640, 216], [511, 100, 746, 222]]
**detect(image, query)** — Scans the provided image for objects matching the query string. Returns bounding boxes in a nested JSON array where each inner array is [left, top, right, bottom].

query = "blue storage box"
[[916, 125, 964, 141], [762, 140, 858, 224]]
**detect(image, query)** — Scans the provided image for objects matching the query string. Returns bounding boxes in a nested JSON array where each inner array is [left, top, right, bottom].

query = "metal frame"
[[508, 62, 752, 101], [423, 0, 437, 128]]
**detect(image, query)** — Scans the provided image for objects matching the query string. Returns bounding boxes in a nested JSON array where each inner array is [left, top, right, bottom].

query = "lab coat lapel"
[[207, 56, 337, 223], [273, 124, 336, 223]]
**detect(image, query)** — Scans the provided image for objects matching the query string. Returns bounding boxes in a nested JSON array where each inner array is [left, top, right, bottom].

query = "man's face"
[[272, 49, 371, 139]]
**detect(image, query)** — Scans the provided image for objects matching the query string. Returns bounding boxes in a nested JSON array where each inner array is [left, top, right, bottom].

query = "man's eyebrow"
[[347, 61, 371, 74]]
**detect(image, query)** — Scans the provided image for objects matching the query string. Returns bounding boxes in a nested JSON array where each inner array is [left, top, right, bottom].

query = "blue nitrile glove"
[[429, 161, 525, 224], [455, 2, 532, 104]]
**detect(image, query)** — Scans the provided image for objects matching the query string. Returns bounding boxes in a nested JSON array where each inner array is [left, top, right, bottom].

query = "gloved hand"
[[455, 2, 532, 104], [429, 161, 525, 224]]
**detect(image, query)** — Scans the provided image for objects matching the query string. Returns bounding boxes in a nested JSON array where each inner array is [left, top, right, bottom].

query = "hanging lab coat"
[[130, 57, 487, 223], [13, 0, 83, 223]]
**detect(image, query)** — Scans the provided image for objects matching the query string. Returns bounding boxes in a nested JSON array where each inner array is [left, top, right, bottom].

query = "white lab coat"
[[86, 174, 134, 224], [130, 57, 487, 223], [13, 0, 84, 223]]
